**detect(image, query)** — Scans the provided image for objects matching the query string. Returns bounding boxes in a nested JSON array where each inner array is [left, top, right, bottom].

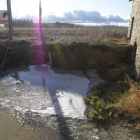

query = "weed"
[[85, 74, 140, 129], [83, 97, 90, 104], [84, 81, 130, 120], [113, 75, 140, 129], [84, 95, 105, 120]]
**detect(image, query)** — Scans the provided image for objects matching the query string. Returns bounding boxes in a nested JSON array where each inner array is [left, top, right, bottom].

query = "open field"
[[0, 27, 130, 46]]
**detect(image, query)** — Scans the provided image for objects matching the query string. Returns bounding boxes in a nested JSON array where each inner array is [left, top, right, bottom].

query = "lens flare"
[[34, 22, 46, 65]]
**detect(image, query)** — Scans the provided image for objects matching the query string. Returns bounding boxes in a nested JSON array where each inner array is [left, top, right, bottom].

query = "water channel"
[[0, 65, 139, 140]]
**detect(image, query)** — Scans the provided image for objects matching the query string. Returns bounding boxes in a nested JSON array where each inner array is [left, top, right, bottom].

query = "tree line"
[[4, 19, 34, 28], [4, 19, 83, 28]]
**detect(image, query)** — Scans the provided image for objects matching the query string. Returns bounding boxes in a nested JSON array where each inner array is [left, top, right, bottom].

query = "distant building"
[[128, 0, 140, 81]]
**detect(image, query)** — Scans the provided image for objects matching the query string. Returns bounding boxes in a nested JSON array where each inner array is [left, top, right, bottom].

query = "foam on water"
[[0, 65, 90, 119]]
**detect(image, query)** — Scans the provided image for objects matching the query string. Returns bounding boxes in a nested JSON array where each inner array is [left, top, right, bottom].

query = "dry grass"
[[115, 75, 140, 129], [0, 26, 130, 46], [0, 26, 133, 70]]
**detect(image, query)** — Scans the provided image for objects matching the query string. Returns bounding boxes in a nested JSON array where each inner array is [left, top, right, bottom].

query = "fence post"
[[7, 0, 13, 40]]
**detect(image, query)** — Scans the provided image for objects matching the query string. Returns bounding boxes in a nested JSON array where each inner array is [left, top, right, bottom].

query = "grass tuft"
[[114, 75, 140, 129], [84, 77, 130, 121]]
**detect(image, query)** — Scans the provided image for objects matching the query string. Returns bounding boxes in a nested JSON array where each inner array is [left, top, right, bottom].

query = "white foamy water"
[[0, 65, 91, 119]]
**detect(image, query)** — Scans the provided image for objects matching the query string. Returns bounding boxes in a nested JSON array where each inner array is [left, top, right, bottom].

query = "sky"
[[0, 0, 132, 25]]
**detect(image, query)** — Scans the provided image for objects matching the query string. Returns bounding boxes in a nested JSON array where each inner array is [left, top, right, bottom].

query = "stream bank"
[[0, 40, 135, 69]]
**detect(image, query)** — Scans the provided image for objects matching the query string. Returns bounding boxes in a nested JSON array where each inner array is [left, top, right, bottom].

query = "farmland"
[[0, 26, 129, 45]]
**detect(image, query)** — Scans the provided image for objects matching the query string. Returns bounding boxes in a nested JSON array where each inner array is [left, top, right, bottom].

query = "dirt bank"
[[0, 40, 135, 80]]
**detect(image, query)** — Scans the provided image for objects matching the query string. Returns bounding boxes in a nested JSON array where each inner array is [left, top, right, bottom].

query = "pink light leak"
[[34, 16, 46, 65]]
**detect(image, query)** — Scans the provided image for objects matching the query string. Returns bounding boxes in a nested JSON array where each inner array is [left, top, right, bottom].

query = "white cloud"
[[12, 10, 130, 25]]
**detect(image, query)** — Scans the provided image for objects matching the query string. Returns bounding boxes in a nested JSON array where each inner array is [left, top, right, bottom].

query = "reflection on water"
[[0, 65, 89, 118], [0, 65, 139, 140]]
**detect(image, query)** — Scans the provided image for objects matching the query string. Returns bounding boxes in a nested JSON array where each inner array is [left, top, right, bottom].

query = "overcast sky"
[[0, 0, 132, 24]]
